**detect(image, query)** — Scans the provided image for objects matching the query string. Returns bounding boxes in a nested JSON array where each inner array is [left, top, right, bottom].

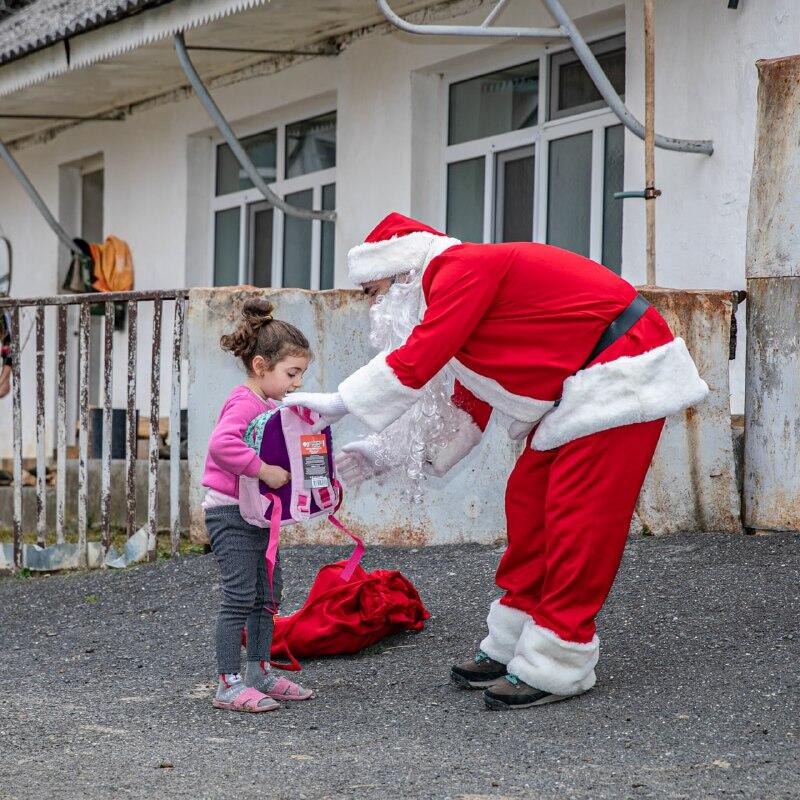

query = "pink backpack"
[[238, 403, 364, 596]]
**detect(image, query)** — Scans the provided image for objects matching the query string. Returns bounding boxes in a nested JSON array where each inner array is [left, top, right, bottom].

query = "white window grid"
[[441, 37, 623, 264], [209, 110, 336, 290]]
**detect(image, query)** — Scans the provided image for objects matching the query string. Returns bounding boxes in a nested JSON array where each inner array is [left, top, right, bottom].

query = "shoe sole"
[[450, 670, 505, 690], [484, 692, 569, 710]]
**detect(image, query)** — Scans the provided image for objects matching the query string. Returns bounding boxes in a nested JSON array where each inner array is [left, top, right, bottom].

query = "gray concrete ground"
[[1, 534, 798, 800]]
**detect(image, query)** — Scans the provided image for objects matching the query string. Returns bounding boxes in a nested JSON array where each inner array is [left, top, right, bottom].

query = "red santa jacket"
[[340, 236, 707, 451]]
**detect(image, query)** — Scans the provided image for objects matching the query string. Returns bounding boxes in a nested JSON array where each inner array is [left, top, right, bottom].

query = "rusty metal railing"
[[0, 289, 188, 570]]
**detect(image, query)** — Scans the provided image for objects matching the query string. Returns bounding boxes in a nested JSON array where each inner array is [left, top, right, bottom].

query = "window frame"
[[208, 102, 336, 289], [441, 32, 625, 267]]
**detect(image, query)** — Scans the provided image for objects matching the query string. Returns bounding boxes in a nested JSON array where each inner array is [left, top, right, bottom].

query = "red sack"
[[267, 560, 430, 670]]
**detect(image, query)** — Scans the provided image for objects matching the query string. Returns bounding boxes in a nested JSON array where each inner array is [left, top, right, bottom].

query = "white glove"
[[283, 391, 349, 433], [335, 439, 388, 487], [423, 411, 483, 477]]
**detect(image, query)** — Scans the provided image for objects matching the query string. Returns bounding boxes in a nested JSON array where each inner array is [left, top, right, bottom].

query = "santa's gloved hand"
[[506, 419, 534, 442], [282, 391, 349, 433], [423, 410, 483, 477], [335, 440, 388, 487]]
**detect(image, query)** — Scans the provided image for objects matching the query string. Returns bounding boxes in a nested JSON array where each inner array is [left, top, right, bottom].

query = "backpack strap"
[[263, 492, 283, 613], [279, 406, 315, 521], [326, 481, 363, 581]]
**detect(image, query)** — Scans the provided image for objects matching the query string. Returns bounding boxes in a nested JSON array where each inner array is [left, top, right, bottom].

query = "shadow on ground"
[[1, 534, 798, 800]]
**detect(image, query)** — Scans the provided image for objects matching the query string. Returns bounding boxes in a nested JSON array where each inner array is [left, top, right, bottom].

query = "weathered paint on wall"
[[186, 286, 521, 546], [743, 57, 800, 532], [637, 289, 741, 534]]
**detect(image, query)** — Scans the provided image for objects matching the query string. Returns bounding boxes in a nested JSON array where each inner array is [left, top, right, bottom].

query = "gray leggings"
[[205, 506, 283, 674]]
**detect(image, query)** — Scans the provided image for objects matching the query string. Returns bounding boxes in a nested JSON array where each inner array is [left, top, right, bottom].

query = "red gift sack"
[[267, 560, 430, 670]]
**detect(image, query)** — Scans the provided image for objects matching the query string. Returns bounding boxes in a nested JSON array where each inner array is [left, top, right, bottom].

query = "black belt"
[[554, 294, 651, 407]]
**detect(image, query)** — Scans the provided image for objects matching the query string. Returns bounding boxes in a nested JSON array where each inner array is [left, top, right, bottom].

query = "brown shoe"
[[483, 674, 572, 710], [450, 650, 507, 689]]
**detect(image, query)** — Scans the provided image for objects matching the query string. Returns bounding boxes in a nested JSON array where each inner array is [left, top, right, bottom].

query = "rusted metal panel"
[[56, 305, 67, 544], [147, 299, 162, 560], [34, 304, 45, 546], [743, 278, 800, 529], [186, 287, 522, 546], [77, 302, 90, 567], [170, 297, 185, 556], [745, 57, 800, 280], [0, 288, 186, 308], [100, 301, 114, 558], [637, 288, 741, 534], [10, 305, 22, 569], [126, 299, 138, 539]]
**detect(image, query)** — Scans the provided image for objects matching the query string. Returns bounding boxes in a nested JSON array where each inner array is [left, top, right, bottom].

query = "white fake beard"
[[365, 272, 463, 502]]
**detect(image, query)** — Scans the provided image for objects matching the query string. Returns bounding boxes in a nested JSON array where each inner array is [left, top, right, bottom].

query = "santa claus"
[[285, 212, 707, 710]]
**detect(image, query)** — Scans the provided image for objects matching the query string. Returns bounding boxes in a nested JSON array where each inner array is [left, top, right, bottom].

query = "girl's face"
[[251, 353, 309, 401]]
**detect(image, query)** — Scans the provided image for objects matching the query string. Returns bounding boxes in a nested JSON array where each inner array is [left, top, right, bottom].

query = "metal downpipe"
[[174, 32, 336, 222], [0, 139, 79, 253]]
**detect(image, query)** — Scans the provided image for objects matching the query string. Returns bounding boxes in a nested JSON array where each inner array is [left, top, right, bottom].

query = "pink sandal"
[[212, 686, 279, 712], [265, 676, 314, 701]]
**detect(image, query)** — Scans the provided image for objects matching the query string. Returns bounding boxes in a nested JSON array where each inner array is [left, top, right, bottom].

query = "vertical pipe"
[[169, 298, 184, 557], [148, 300, 162, 561], [77, 302, 90, 567], [34, 305, 46, 546], [56, 306, 67, 544], [100, 301, 114, 559], [10, 307, 22, 570], [126, 300, 138, 539], [644, 0, 656, 285]]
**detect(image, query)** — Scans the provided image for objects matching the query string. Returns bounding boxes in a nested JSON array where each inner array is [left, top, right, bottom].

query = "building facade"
[[0, 0, 791, 457]]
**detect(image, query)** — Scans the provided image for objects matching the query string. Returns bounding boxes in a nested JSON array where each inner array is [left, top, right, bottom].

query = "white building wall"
[[0, 0, 796, 456]]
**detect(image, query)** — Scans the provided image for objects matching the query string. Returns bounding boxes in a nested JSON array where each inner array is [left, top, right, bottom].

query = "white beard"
[[364, 271, 463, 502]]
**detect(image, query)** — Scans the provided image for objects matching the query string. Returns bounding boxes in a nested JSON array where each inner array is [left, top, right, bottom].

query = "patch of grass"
[[85, 594, 98, 603]]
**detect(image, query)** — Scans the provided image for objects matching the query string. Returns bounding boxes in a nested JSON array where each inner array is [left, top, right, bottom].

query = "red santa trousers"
[[479, 416, 664, 696]]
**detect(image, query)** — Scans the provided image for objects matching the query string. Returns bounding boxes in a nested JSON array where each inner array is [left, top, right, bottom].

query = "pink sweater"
[[202, 385, 276, 498]]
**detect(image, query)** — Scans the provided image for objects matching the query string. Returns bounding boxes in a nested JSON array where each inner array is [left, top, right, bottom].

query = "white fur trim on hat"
[[348, 232, 460, 285], [507, 619, 599, 696], [479, 599, 531, 665], [532, 337, 709, 451], [338, 353, 420, 432]]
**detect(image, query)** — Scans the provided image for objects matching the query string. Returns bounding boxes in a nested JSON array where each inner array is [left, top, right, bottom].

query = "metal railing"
[[0, 289, 188, 570]]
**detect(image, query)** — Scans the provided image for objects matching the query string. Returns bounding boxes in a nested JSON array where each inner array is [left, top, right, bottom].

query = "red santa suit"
[[340, 213, 708, 696]]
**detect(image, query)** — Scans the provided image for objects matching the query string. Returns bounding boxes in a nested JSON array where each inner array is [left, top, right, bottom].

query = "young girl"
[[202, 298, 314, 712]]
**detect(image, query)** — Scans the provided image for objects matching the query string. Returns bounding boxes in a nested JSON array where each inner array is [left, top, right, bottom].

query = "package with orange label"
[[300, 433, 331, 489]]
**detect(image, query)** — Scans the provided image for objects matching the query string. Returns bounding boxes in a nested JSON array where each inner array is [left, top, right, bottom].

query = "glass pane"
[[215, 130, 277, 195], [320, 184, 336, 290], [449, 61, 539, 146], [547, 132, 592, 256], [602, 125, 624, 274], [81, 169, 104, 243], [282, 189, 313, 289], [213, 207, 241, 286], [285, 112, 337, 179], [447, 158, 484, 243], [249, 204, 273, 287], [552, 45, 625, 117], [495, 150, 534, 243]]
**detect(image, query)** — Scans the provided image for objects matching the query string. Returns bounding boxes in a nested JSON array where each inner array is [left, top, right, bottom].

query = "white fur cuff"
[[507, 620, 599, 696], [338, 354, 420, 432], [479, 599, 531, 664], [532, 337, 709, 451], [425, 407, 483, 477]]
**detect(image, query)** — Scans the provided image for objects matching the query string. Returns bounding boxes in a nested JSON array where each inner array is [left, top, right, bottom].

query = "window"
[[211, 110, 336, 289], [444, 36, 625, 273]]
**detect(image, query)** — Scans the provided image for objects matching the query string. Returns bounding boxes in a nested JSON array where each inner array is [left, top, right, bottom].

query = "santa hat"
[[347, 212, 458, 285]]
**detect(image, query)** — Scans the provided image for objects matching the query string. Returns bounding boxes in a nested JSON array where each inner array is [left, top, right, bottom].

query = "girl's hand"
[[258, 463, 291, 489]]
